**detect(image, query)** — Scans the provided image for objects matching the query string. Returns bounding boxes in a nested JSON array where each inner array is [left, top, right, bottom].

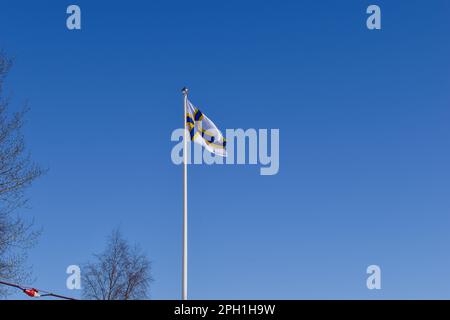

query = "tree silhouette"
[[82, 229, 152, 300], [0, 52, 44, 297]]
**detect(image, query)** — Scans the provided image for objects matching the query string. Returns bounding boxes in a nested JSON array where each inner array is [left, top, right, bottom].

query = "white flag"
[[185, 99, 227, 157]]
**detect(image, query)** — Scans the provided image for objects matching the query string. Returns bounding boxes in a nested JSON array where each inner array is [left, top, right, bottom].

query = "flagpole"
[[182, 87, 189, 300]]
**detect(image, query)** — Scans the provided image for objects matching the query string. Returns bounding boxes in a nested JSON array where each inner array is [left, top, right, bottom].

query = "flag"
[[185, 99, 227, 157]]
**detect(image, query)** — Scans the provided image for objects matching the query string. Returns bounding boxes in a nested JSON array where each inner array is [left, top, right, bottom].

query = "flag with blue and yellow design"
[[186, 99, 227, 157]]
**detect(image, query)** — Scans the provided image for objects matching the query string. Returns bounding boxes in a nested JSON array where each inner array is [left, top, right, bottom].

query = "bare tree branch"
[[0, 52, 44, 298], [82, 229, 153, 300]]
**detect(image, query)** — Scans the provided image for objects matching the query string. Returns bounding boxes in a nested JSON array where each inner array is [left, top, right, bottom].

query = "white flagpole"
[[182, 87, 189, 300]]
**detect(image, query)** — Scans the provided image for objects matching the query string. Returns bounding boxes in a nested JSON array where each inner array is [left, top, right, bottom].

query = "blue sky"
[[1, 0, 450, 299]]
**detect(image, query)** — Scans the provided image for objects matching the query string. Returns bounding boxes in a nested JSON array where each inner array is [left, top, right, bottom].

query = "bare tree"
[[82, 229, 152, 300], [0, 52, 44, 297]]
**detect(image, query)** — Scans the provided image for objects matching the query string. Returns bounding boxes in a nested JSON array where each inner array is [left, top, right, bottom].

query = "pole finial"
[[182, 87, 189, 96]]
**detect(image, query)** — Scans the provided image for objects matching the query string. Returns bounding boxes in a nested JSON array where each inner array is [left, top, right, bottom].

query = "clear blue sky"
[[1, 0, 450, 299]]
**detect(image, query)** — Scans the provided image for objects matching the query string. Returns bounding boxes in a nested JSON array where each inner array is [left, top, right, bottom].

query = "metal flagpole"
[[182, 87, 189, 300]]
